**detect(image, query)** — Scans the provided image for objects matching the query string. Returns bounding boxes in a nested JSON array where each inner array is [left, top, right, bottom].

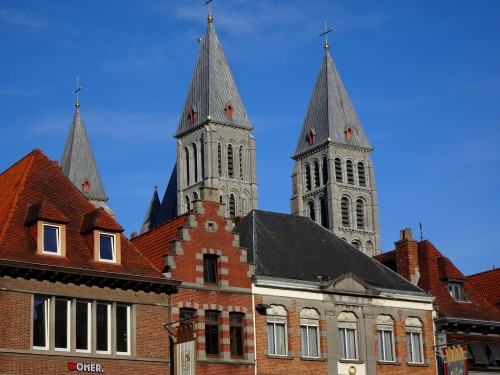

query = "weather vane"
[[205, 0, 213, 22], [318, 20, 334, 50], [74, 76, 82, 108]]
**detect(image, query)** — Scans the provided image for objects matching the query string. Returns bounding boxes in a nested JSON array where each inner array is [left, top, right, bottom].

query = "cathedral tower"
[[290, 38, 380, 256]]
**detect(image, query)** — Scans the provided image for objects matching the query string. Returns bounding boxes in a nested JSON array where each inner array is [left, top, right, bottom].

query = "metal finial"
[[154, 184, 158, 190], [205, 0, 213, 22], [318, 20, 334, 51], [74, 76, 82, 108]]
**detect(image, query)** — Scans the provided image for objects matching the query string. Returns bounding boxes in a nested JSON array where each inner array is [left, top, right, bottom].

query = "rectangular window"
[[96, 303, 111, 353], [407, 332, 423, 363], [378, 329, 395, 361], [205, 311, 219, 355], [447, 282, 466, 301], [339, 327, 357, 359], [267, 321, 287, 356], [43, 224, 60, 254], [301, 324, 319, 357], [116, 304, 130, 354], [99, 233, 115, 262], [230, 313, 244, 357], [54, 298, 70, 350], [203, 254, 218, 284], [76, 300, 90, 352], [33, 296, 49, 349]]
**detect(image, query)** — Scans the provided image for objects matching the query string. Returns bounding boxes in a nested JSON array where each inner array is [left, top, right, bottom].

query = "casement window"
[[205, 311, 220, 355], [341, 196, 351, 227], [447, 281, 467, 301], [406, 317, 424, 364], [179, 308, 196, 321], [320, 197, 328, 228], [266, 305, 288, 356], [185, 147, 190, 186], [305, 164, 312, 191], [228, 144, 234, 179], [356, 199, 365, 229], [338, 312, 358, 360], [192, 143, 198, 183], [203, 254, 218, 284], [300, 308, 320, 358], [322, 156, 328, 184], [335, 158, 343, 183], [357, 162, 366, 187], [314, 160, 320, 188], [346, 160, 355, 185], [37, 221, 66, 257], [230, 313, 244, 357], [377, 315, 395, 362], [98, 233, 116, 263], [33, 296, 131, 355]]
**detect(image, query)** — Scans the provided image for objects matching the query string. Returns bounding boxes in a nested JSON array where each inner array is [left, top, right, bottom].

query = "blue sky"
[[1, 0, 499, 275]]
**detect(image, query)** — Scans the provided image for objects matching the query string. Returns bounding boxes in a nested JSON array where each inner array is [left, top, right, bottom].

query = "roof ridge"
[[0, 150, 37, 243], [468, 268, 500, 277]]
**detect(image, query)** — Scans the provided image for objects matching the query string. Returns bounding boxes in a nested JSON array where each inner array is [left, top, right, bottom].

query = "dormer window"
[[37, 221, 66, 257], [345, 126, 353, 141], [188, 106, 197, 124], [83, 178, 91, 193], [225, 102, 233, 119], [93, 231, 121, 264], [307, 128, 316, 145], [447, 281, 467, 301]]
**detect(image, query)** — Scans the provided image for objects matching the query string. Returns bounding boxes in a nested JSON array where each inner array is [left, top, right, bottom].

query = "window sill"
[[300, 356, 325, 362], [407, 362, 429, 367], [267, 354, 293, 360], [377, 360, 401, 366], [339, 359, 364, 364]]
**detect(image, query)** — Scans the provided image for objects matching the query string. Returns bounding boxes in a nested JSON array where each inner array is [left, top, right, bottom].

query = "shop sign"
[[443, 344, 468, 375], [68, 362, 104, 373]]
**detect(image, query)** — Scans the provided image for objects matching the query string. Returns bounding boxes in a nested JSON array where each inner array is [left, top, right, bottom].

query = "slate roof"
[[375, 241, 500, 321], [174, 17, 252, 137], [153, 164, 178, 229], [293, 47, 372, 158], [0, 149, 178, 291], [60, 105, 108, 201], [140, 185, 161, 235], [234, 210, 423, 294], [468, 268, 500, 311]]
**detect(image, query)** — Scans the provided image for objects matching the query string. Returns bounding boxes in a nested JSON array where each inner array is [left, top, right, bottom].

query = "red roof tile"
[[81, 207, 123, 233], [468, 268, 500, 311], [0, 149, 167, 281], [24, 199, 69, 225]]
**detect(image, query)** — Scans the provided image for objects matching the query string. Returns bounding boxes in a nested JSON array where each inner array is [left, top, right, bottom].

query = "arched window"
[[184, 147, 190, 186], [341, 196, 350, 227], [346, 160, 354, 185], [200, 138, 205, 179], [228, 145, 234, 179], [266, 305, 288, 356], [377, 315, 395, 362], [338, 312, 358, 360], [335, 158, 343, 183], [193, 191, 199, 201], [320, 196, 328, 228], [217, 143, 222, 177], [356, 199, 365, 229], [366, 241, 374, 254], [308, 201, 315, 222], [300, 308, 319, 358], [314, 161, 320, 188], [322, 156, 328, 184], [406, 317, 424, 364], [305, 164, 311, 191], [358, 162, 366, 187], [185, 195, 191, 212], [351, 240, 361, 250], [192, 143, 198, 182], [229, 194, 236, 219], [239, 146, 244, 180]]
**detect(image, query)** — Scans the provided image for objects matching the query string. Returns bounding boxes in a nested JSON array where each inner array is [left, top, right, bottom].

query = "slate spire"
[[140, 185, 161, 235], [61, 98, 110, 212], [174, 13, 253, 137], [293, 46, 372, 158]]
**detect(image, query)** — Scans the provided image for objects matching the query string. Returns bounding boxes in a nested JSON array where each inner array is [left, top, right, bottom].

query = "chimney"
[[395, 228, 420, 285]]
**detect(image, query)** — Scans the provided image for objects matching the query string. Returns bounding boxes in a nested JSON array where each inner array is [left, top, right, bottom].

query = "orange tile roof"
[[0, 149, 168, 281], [468, 268, 500, 311]]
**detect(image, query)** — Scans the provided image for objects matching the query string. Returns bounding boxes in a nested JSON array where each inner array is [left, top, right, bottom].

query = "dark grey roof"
[[293, 49, 372, 158], [140, 185, 161, 234], [60, 106, 108, 201], [174, 18, 252, 137], [235, 210, 423, 293], [153, 164, 178, 227]]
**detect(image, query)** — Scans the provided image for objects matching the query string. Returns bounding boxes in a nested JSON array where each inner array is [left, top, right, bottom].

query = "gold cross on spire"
[[318, 20, 334, 51], [74, 76, 82, 109], [205, 0, 213, 23]]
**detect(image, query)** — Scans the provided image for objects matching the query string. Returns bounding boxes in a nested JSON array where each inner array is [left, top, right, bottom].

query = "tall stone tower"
[[290, 39, 380, 256], [146, 12, 257, 232]]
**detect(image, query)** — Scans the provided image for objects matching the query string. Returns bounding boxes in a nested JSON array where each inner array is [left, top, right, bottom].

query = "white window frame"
[[42, 224, 61, 255], [266, 305, 288, 356], [33, 296, 50, 350], [301, 322, 320, 358], [338, 312, 358, 360], [75, 300, 91, 353], [116, 304, 131, 355], [447, 281, 467, 301], [96, 302, 111, 354], [406, 331, 424, 363], [377, 326, 395, 362], [54, 298, 71, 351], [98, 233, 116, 263]]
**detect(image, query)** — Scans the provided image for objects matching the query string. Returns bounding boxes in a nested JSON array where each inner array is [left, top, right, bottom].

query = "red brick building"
[[0, 149, 180, 375], [375, 228, 500, 374], [131, 188, 255, 375]]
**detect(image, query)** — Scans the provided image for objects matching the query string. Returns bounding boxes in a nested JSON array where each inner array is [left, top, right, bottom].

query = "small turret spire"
[[318, 20, 334, 51], [74, 76, 82, 109]]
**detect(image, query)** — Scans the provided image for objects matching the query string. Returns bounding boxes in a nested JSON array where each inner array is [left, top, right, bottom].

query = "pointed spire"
[[174, 13, 252, 137], [293, 41, 372, 158], [61, 80, 108, 203], [140, 185, 161, 234]]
